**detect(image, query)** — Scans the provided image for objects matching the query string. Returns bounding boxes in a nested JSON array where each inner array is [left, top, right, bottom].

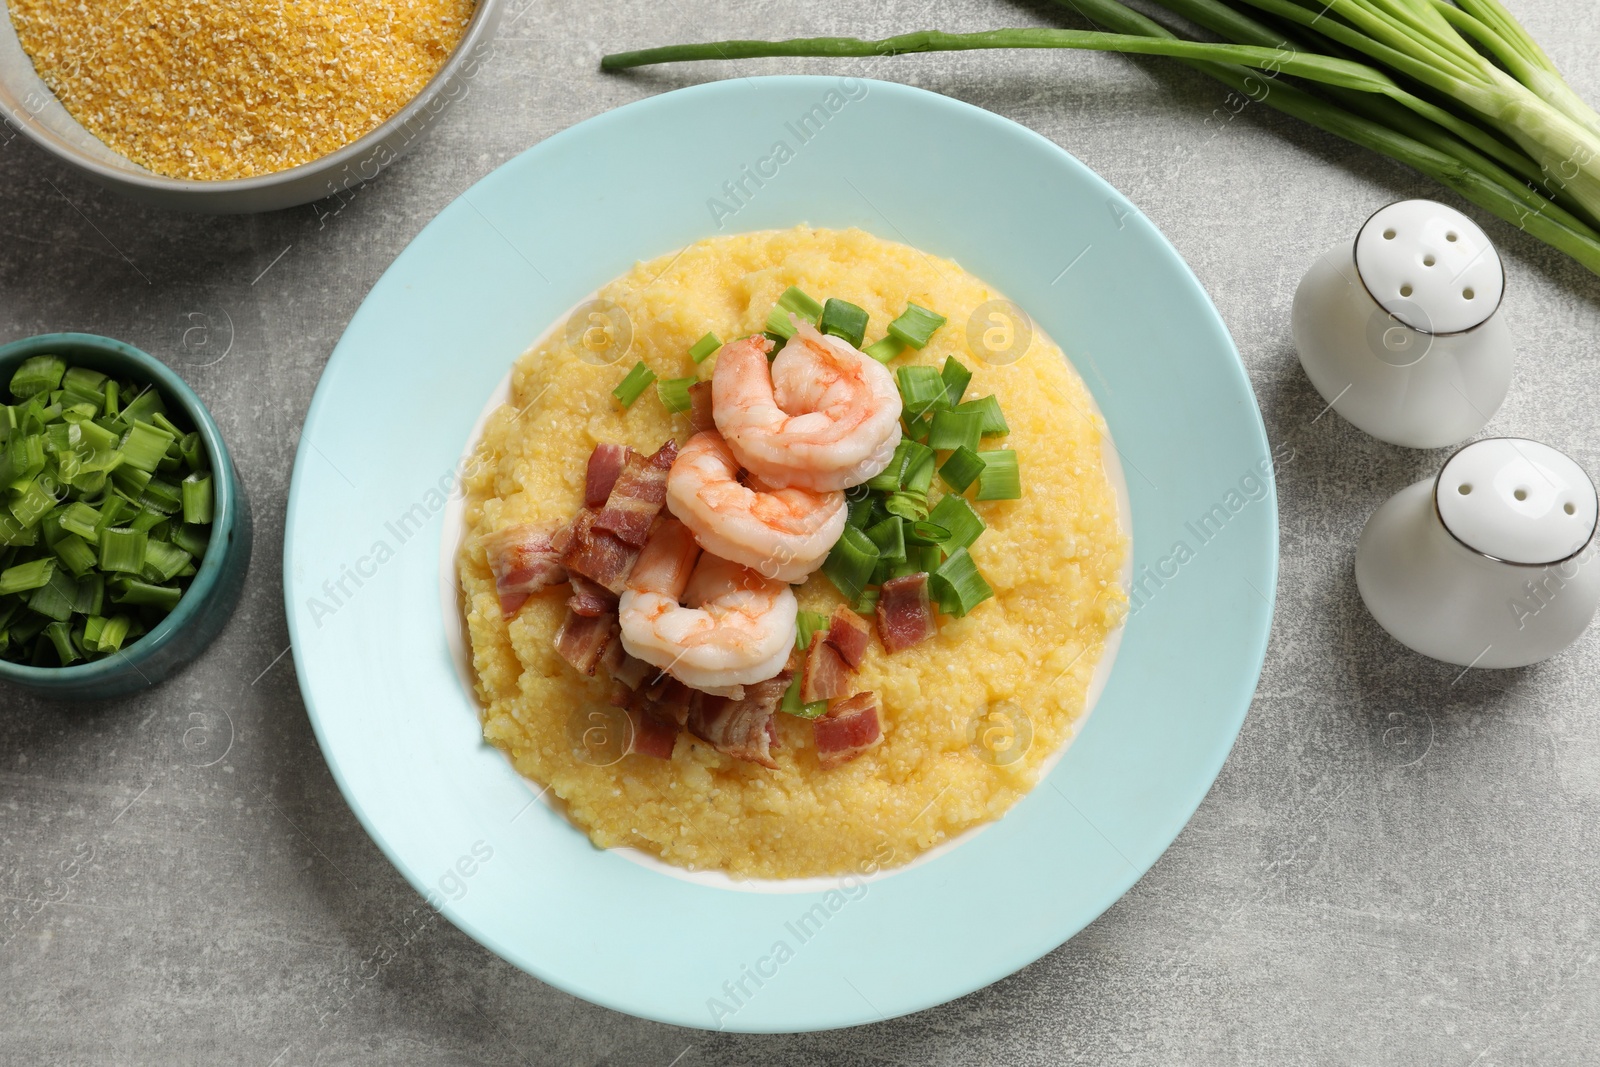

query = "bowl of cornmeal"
[[0, 0, 503, 212]]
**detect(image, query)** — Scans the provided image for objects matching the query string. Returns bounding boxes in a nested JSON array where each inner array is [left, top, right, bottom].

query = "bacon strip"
[[824, 606, 871, 668], [567, 575, 617, 618], [687, 382, 715, 435], [599, 638, 653, 690], [558, 509, 641, 595], [627, 517, 701, 596], [623, 706, 680, 759], [480, 523, 565, 618], [814, 692, 882, 768], [554, 608, 618, 675], [585, 444, 631, 508], [688, 672, 789, 769], [593, 440, 679, 546], [876, 573, 937, 652], [802, 640, 853, 703]]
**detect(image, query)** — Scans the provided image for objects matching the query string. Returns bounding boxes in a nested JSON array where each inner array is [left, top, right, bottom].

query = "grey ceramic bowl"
[[0, 0, 504, 213], [0, 334, 252, 701]]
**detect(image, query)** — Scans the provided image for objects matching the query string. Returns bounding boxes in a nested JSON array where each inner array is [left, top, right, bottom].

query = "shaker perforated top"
[[1354, 200, 1503, 334], [1436, 439, 1598, 565]]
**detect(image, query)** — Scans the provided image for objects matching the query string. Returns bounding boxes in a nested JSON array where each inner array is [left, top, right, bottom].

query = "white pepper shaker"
[[1293, 200, 1514, 449], [1355, 438, 1600, 668]]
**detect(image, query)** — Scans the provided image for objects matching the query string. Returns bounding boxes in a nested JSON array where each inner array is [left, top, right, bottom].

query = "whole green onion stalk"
[[601, 0, 1600, 276]]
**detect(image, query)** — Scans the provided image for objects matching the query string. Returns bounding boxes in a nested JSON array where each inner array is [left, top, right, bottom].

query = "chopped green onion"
[[180, 433, 204, 472], [887, 303, 947, 349], [60, 367, 107, 405], [904, 448, 936, 496], [956, 395, 1009, 437], [909, 544, 944, 574], [940, 357, 972, 406], [656, 377, 697, 415], [764, 286, 822, 338], [761, 330, 787, 356], [9, 355, 66, 399], [1, 430, 46, 490], [110, 578, 182, 611], [930, 547, 994, 618], [845, 491, 876, 529], [927, 494, 985, 552], [95, 495, 130, 534], [9, 479, 57, 529], [852, 586, 880, 615], [42, 620, 79, 665], [102, 380, 119, 419], [129, 506, 167, 534], [865, 515, 906, 563], [111, 464, 152, 497], [99, 527, 148, 574], [781, 669, 830, 719], [0, 514, 38, 548], [796, 610, 830, 650], [862, 335, 905, 364], [94, 614, 132, 653], [926, 409, 985, 453], [611, 362, 657, 408], [896, 365, 949, 420], [51, 534, 97, 578], [117, 388, 165, 428], [141, 540, 191, 583], [904, 520, 952, 546], [142, 477, 182, 515], [688, 332, 722, 363], [171, 524, 210, 560], [119, 421, 175, 473], [821, 525, 879, 603], [181, 474, 213, 525], [817, 298, 869, 349], [0, 556, 55, 595], [940, 446, 986, 493], [867, 438, 933, 493], [976, 450, 1022, 501], [73, 573, 103, 616], [883, 490, 929, 522], [28, 567, 78, 622]]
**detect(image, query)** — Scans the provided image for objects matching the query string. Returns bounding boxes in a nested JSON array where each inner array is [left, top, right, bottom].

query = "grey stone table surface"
[[3, 0, 1599, 1063]]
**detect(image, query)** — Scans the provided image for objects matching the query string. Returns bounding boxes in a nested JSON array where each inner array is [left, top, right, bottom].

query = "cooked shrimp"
[[712, 319, 903, 491], [619, 518, 798, 694], [666, 431, 846, 583]]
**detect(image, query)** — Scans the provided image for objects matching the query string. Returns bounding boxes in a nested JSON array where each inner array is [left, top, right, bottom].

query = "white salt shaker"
[[1293, 200, 1513, 449], [1355, 438, 1600, 668]]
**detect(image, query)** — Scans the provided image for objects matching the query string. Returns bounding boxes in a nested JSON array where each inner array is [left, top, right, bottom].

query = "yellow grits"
[[457, 227, 1126, 879]]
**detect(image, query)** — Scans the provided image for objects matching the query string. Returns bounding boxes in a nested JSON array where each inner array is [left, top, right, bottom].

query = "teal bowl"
[[0, 333, 251, 701]]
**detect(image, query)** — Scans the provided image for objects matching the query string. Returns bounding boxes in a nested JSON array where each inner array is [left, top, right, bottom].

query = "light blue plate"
[[285, 76, 1276, 1032]]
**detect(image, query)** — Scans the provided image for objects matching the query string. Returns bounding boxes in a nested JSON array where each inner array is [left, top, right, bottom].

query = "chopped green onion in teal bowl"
[[0, 333, 251, 701]]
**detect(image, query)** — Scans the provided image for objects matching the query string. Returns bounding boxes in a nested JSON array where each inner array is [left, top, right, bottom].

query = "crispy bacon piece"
[[688, 672, 790, 769], [567, 574, 617, 618], [554, 608, 618, 675], [876, 573, 937, 652], [623, 706, 680, 759], [813, 692, 883, 768], [642, 677, 702, 727], [599, 639, 653, 690], [802, 640, 852, 703], [480, 523, 565, 617], [593, 440, 679, 546], [558, 509, 641, 595], [585, 444, 631, 508], [824, 606, 871, 668], [687, 382, 715, 435], [627, 517, 701, 595]]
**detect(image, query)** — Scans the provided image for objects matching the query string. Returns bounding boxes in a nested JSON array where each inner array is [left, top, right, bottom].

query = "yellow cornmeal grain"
[[8, 0, 474, 180], [458, 227, 1127, 879]]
